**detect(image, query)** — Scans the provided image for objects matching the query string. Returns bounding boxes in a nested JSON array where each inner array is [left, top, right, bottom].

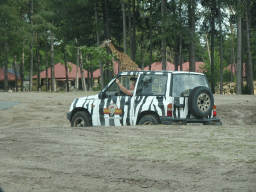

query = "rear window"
[[136, 74, 168, 96], [172, 74, 209, 97]]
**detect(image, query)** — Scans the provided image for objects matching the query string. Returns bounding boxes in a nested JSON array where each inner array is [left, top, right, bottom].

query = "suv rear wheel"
[[188, 86, 214, 118], [138, 114, 159, 125], [71, 111, 91, 127]]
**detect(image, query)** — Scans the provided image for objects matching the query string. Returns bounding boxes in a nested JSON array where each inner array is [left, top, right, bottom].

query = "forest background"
[[0, 0, 255, 95]]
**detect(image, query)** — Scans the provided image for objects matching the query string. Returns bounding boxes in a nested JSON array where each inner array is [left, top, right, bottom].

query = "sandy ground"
[[0, 91, 255, 192]]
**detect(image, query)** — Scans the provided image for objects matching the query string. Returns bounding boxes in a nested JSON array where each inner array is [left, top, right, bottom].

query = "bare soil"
[[0, 91, 256, 192]]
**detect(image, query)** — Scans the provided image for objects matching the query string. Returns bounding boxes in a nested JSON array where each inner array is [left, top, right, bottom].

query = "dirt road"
[[0, 92, 255, 191]]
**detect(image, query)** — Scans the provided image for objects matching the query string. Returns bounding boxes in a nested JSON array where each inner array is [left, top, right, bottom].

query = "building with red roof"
[[0, 68, 21, 90], [92, 61, 206, 88], [0, 69, 21, 81], [32, 62, 91, 80], [144, 61, 205, 73], [32, 62, 91, 90], [225, 63, 246, 77]]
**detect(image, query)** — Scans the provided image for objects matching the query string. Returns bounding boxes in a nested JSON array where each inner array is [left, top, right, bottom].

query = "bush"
[[93, 83, 102, 91], [242, 85, 251, 94]]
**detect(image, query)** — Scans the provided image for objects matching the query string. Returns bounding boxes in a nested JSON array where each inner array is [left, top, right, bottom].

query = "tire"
[[138, 114, 159, 125], [71, 111, 91, 127], [188, 86, 214, 118]]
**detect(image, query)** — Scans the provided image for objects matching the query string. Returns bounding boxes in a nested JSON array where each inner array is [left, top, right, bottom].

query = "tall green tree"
[[236, 0, 242, 94], [188, 0, 196, 72], [161, 0, 167, 70], [245, 0, 254, 94]]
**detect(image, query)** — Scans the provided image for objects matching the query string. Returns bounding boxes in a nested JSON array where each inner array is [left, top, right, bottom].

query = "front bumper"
[[67, 112, 72, 122], [160, 117, 222, 126]]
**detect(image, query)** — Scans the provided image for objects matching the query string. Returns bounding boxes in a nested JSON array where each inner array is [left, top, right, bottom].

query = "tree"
[[161, 0, 167, 70], [121, 0, 127, 54], [29, 0, 34, 91], [245, 0, 254, 94], [149, 0, 153, 71], [50, 31, 56, 92], [188, 0, 195, 72], [236, 0, 242, 95], [94, 0, 104, 89], [128, 0, 133, 60], [218, 0, 224, 94]]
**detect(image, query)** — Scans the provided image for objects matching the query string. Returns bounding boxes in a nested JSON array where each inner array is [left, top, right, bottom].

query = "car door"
[[133, 73, 168, 121], [98, 75, 136, 126]]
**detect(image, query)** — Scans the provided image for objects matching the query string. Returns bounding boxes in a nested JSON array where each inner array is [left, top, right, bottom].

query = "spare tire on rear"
[[188, 86, 214, 118]]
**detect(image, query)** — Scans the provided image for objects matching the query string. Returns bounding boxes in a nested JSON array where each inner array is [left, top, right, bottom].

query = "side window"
[[105, 80, 118, 96], [105, 75, 138, 97], [136, 74, 167, 96], [172, 74, 209, 97]]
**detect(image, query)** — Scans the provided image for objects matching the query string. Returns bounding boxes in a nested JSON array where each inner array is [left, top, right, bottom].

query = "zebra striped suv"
[[67, 71, 222, 127]]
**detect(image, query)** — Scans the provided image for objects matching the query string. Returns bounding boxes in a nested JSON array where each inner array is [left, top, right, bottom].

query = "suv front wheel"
[[138, 114, 159, 125], [71, 111, 91, 127], [188, 86, 214, 118]]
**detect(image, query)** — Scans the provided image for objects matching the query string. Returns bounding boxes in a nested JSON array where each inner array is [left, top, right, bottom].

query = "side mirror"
[[98, 92, 103, 99]]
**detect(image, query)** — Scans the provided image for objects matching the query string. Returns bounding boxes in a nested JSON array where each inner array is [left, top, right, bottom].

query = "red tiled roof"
[[32, 62, 90, 79], [93, 61, 141, 78], [144, 61, 175, 71], [180, 62, 205, 73], [0, 69, 21, 81], [92, 61, 205, 78], [143, 61, 205, 73]]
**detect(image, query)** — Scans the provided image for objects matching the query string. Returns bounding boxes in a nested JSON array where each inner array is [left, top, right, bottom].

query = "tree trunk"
[[188, 0, 195, 72], [104, 0, 111, 80], [29, 0, 33, 92], [128, 0, 133, 59], [80, 50, 86, 91], [45, 44, 49, 91], [14, 56, 18, 92], [149, 0, 152, 70], [205, 33, 211, 64], [76, 48, 79, 89], [141, 36, 144, 70], [132, 0, 136, 61], [94, 0, 104, 89], [236, 0, 242, 95], [51, 31, 55, 92], [64, 47, 69, 92], [245, 0, 254, 94], [20, 7, 24, 92], [210, 1, 215, 94], [86, 55, 90, 91], [4, 41, 8, 92], [218, 0, 224, 94], [36, 34, 41, 91], [121, 0, 127, 54], [230, 9, 235, 82], [161, 0, 167, 70], [21, 43, 24, 92], [179, 0, 183, 71], [173, 0, 179, 71]]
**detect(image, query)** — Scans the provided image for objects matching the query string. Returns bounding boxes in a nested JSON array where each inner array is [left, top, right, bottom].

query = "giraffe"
[[100, 39, 138, 72]]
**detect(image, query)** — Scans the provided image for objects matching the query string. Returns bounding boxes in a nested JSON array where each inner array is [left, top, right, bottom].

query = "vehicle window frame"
[[136, 74, 168, 96], [171, 73, 210, 97], [104, 75, 138, 97]]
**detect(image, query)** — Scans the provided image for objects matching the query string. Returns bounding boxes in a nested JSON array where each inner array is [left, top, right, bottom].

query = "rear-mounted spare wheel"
[[188, 86, 214, 118]]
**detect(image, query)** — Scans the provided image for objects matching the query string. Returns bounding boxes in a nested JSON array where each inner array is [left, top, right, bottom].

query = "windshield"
[[172, 74, 209, 97]]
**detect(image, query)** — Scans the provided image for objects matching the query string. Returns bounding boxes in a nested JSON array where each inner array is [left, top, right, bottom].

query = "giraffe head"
[[100, 39, 112, 47]]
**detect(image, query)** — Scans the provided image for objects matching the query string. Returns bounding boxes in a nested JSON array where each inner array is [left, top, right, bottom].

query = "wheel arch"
[[71, 108, 92, 125], [136, 111, 161, 125]]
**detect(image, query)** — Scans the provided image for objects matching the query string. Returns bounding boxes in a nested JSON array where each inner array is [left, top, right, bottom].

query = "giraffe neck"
[[108, 43, 118, 54]]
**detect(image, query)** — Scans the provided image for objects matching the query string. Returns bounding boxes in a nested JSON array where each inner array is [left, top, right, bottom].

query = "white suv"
[[67, 71, 222, 127]]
